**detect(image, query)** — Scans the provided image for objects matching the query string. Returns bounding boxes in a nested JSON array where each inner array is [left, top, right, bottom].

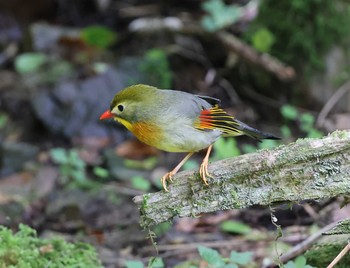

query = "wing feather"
[[194, 105, 243, 136]]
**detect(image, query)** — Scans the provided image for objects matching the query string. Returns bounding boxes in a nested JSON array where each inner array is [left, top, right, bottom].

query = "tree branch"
[[133, 130, 350, 228]]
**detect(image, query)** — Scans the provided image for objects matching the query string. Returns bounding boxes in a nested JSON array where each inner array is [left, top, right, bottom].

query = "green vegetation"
[[280, 105, 323, 139], [0, 224, 102, 268], [219, 220, 252, 235], [81, 25, 117, 49], [213, 137, 240, 161], [15, 53, 48, 74], [125, 257, 164, 268], [285, 256, 315, 268], [201, 0, 241, 32], [139, 49, 172, 89], [50, 148, 88, 187], [245, 0, 350, 73], [304, 241, 350, 268]]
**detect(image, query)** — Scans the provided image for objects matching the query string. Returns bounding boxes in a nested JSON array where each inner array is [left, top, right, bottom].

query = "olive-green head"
[[99, 84, 159, 128]]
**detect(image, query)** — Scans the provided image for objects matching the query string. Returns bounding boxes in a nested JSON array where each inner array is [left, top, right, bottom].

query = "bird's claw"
[[199, 159, 212, 185], [161, 172, 174, 192]]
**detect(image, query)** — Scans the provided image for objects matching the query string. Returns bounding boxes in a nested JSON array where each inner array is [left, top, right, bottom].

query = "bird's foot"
[[161, 172, 174, 192], [199, 158, 212, 185]]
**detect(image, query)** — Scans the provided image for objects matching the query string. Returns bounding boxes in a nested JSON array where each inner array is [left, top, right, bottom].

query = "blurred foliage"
[[251, 27, 275, 53], [124, 157, 158, 170], [81, 25, 117, 49], [50, 148, 87, 186], [219, 220, 252, 235], [139, 49, 172, 88], [125, 257, 164, 268], [285, 256, 315, 268], [131, 175, 151, 191], [280, 105, 323, 138], [305, 241, 350, 268], [0, 224, 102, 268], [14, 52, 48, 74], [245, 0, 350, 74], [201, 0, 241, 32], [93, 166, 109, 179], [0, 113, 8, 129], [213, 137, 240, 161], [197, 246, 253, 268]]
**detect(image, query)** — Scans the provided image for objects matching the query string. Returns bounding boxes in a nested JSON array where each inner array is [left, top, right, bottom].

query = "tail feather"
[[235, 119, 280, 141]]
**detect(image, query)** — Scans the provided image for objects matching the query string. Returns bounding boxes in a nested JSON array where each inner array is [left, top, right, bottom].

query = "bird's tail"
[[235, 119, 280, 141]]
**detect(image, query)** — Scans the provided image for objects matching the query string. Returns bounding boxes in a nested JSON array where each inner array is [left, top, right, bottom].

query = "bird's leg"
[[199, 145, 213, 185], [161, 152, 194, 192]]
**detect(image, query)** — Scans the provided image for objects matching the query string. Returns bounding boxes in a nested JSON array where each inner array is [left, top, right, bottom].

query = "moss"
[[330, 130, 350, 139], [305, 238, 350, 268], [325, 219, 350, 235], [141, 193, 151, 213], [0, 224, 102, 268]]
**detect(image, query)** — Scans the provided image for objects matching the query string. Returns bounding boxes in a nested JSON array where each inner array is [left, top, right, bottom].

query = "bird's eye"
[[117, 104, 124, 112]]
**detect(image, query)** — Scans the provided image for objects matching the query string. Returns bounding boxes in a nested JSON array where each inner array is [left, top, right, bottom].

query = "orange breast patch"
[[130, 121, 163, 147]]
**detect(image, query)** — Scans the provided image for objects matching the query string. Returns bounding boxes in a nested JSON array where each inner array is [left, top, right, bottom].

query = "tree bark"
[[133, 130, 350, 228]]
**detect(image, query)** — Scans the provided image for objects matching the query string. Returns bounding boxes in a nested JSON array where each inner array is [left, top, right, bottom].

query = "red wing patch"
[[195, 105, 242, 136]]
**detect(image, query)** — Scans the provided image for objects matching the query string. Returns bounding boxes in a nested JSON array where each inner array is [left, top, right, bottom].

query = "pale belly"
[[151, 127, 222, 153]]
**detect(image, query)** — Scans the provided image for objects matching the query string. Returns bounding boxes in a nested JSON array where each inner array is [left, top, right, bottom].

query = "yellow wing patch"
[[194, 105, 243, 136]]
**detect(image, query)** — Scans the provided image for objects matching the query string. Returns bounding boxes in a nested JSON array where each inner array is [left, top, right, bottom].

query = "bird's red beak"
[[99, 110, 114, 120]]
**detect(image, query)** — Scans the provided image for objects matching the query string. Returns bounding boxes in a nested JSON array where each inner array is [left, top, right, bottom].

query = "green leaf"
[[223, 264, 238, 268], [258, 139, 279, 150], [306, 129, 323, 139], [68, 150, 86, 169], [241, 144, 257, 154], [198, 246, 225, 266], [251, 28, 275, 53], [0, 113, 8, 129], [201, 0, 241, 32], [93, 167, 109, 179], [300, 113, 315, 126], [131, 176, 151, 191], [281, 105, 299, 120], [50, 148, 69, 164], [139, 49, 172, 88], [153, 222, 172, 236], [125, 260, 144, 268], [148, 257, 164, 268], [280, 125, 292, 138], [182, 159, 199, 171], [219, 220, 251, 235], [300, 113, 314, 133], [81, 25, 117, 49], [229, 251, 253, 265], [213, 137, 240, 160], [294, 256, 307, 268], [15, 52, 48, 74]]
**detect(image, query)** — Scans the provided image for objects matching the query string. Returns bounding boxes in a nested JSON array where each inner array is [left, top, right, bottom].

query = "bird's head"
[[99, 84, 158, 131]]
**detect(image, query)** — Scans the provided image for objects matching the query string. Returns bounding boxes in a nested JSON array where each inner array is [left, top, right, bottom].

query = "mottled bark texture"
[[134, 130, 350, 228]]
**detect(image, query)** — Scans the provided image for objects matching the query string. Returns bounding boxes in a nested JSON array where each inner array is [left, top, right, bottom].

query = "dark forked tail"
[[235, 119, 280, 141]]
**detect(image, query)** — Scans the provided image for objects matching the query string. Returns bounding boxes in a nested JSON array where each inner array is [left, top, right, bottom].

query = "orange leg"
[[199, 144, 213, 185], [161, 152, 194, 192]]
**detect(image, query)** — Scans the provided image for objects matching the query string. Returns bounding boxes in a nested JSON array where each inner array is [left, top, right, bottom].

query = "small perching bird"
[[100, 84, 279, 191]]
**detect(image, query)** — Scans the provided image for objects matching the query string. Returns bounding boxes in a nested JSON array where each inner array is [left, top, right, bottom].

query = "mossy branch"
[[133, 130, 350, 228]]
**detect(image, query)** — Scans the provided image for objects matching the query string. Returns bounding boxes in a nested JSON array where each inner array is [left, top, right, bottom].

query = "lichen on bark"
[[134, 130, 350, 228]]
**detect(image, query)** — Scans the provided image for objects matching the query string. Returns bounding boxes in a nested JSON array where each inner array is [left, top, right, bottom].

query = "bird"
[[100, 84, 279, 191]]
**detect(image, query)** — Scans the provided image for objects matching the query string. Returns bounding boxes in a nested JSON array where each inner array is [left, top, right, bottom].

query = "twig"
[[327, 241, 350, 268], [278, 221, 338, 264], [216, 32, 296, 81], [316, 79, 350, 128]]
